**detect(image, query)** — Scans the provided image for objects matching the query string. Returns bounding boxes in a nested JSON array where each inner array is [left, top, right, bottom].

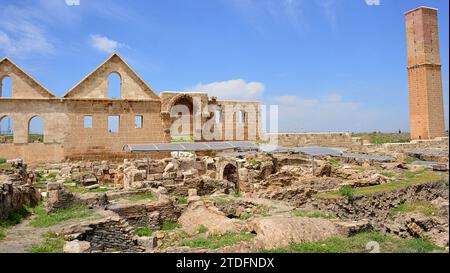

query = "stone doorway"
[[223, 163, 239, 194]]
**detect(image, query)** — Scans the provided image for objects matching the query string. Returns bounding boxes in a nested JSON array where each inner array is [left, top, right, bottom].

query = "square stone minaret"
[[405, 7, 446, 140]]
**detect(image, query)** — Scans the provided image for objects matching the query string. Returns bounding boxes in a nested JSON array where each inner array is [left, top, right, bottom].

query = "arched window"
[[108, 72, 121, 99], [28, 116, 44, 143], [1, 76, 12, 98], [0, 115, 13, 143]]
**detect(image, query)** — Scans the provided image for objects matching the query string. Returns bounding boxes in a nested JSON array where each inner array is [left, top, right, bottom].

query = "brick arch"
[[163, 94, 195, 139], [164, 93, 194, 113]]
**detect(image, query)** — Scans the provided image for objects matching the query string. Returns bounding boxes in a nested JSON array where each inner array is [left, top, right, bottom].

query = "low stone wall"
[[0, 160, 40, 220], [359, 137, 449, 153], [312, 179, 449, 222], [266, 132, 363, 148], [63, 213, 145, 253], [0, 182, 40, 220], [0, 143, 65, 163], [107, 197, 181, 228]]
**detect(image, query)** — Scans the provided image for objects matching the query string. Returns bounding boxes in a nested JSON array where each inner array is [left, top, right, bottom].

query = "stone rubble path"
[[0, 212, 103, 253], [0, 217, 52, 253]]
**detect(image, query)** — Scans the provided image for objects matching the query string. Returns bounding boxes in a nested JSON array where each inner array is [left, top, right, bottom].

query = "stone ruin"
[[0, 137, 449, 253], [0, 159, 40, 220]]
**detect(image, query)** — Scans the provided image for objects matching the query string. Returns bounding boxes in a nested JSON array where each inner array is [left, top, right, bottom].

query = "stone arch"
[[28, 115, 44, 143], [1, 76, 13, 97], [222, 163, 239, 194], [0, 115, 13, 143], [108, 72, 122, 99], [167, 94, 194, 139]]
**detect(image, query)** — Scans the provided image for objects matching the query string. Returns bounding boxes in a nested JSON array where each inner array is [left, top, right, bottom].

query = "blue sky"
[[0, 0, 448, 133]]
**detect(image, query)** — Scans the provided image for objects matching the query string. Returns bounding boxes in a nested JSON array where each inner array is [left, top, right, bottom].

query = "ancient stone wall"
[[65, 215, 145, 253], [1, 54, 262, 163], [0, 160, 40, 219], [266, 132, 362, 148], [312, 179, 449, 222], [218, 101, 261, 141], [360, 137, 449, 153], [0, 58, 55, 99]]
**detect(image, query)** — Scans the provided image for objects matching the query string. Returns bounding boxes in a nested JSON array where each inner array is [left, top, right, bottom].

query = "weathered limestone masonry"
[[406, 7, 446, 140], [0, 54, 262, 163], [266, 132, 363, 148], [311, 179, 449, 221], [63, 211, 145, 253], [0, 159, 40, 219], [358, 137, 449, 153]]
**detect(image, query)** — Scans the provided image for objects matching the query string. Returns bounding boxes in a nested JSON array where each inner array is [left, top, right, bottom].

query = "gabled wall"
[[64, 54, 159, 100], [0, 55, 262, 163], [0, 58, 55, 99]]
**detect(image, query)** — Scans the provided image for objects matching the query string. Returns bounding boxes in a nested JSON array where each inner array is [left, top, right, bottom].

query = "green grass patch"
[[292, 210, 336, 219], [390, 200, 438, 218], [33, 181, 47, 190], [213, 196, 232, 206], [320, 170, 445, 198], [260, 232, 444, 253], [46, 172, 57, 180], [29, 232, 66, 253], [134, 227, 154, 237], [328, 158, 340, 167], [36, 171, 45, 183], [0, 163, 14, 171], [248, 158, 262, 168], [381, 172, 395, 178], [171, 135, 194, 143], [180, 231, 256, 249], [0, 158, 6, 164], [353, 133, 411, 144], [337, 185, 354, 199], [0, 206, 31, 240], [198, 225, 208, 234], [30, 203, 94, 228], [161, 221, 181, 231], [28, 134, 44, 143], [177, 196, 188, 205], [126, 192, 155, 202]]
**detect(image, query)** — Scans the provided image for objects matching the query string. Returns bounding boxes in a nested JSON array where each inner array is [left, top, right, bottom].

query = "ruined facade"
[[0, 54, 262, 162], [405, 7, 446, 140]]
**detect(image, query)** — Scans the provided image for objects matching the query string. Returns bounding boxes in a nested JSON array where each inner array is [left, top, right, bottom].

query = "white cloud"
[[189, 79, 265, 100], [0, 1, 133, 58], [271, 94, 407, 132], [89, 34, 125, 54], [0, 3, 55, 57]]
